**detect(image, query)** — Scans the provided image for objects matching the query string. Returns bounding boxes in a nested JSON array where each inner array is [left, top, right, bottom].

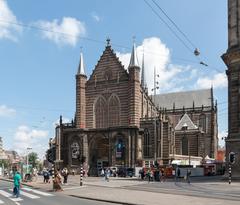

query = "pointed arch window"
[[143, 128, 150, 157], [199, 114, 206, 132], [108, 95, 120, 127], [95, 96, 107, 128]]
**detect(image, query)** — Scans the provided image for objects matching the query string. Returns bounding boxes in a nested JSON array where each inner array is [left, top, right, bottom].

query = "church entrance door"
[[89, 135, 109, 176]]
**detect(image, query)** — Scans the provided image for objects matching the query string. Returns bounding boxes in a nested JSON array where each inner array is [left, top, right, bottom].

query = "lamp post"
[[26, 147, 32, 174], [151, 67, 159, 162]]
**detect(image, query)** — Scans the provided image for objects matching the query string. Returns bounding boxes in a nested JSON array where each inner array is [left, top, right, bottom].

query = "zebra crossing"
[[0, 187, 54, 204]]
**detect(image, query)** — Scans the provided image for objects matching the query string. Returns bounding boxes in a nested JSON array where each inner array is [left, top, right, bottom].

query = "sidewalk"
[[1, 175, 240, 205]]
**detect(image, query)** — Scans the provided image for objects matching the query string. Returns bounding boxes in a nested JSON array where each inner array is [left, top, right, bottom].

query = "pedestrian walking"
[[140, 168, 145, 180], [177, 168, 181, 182], [160, 168, 165, 182], [43, 168, 48, 183], [13, 171, 22, 198], [106, 168, 111, 182], [53, 170, 63, 191], [146, 170, 151, 183], [187, 169, 191, 184], [62, 168, 69, 185]]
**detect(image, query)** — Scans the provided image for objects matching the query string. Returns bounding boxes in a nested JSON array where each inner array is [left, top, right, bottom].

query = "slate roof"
[[175, 113, 198, 130], [154, 88, 213, 110]]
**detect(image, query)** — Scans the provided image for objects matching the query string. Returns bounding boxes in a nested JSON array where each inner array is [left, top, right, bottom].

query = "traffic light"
[[46, 147, 56, 164], [229, 152, 235, 164]]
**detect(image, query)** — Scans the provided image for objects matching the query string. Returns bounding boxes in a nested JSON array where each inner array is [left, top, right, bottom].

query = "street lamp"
[[26, 147, 32, 174]]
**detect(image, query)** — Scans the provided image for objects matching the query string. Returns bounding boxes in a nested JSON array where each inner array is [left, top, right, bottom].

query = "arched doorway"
[[89, 135, 109, 176]]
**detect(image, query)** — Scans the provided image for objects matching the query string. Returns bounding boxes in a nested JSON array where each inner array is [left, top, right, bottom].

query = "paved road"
[[0, 180, 115, 205], [124, 179, 240, 201]]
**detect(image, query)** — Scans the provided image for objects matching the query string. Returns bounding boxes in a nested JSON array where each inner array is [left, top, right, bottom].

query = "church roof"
[[154, 88, 212, 110], [175, 113, 198, 130]]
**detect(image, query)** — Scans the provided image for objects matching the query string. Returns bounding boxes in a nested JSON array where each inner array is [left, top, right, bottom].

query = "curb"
[[70, 194, 142, 205]]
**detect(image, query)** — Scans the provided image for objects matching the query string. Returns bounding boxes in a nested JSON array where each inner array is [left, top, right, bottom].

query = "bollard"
[[80, 166, 83, 186], [229, 164, 231, 184]]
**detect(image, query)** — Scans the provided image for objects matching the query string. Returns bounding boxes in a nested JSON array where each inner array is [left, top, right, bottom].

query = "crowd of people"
[[139, 167, 191, 183], [11, 165, 192, 197]]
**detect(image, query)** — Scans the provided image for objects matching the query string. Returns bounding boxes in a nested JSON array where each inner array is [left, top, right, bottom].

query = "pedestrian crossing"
[[0, 187, 54, 204]]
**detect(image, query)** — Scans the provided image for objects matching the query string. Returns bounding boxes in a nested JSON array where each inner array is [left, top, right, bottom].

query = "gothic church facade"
[[53, 40, 218, 175]]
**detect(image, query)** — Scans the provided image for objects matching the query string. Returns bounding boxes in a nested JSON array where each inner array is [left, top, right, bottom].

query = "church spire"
[[128, 40, 139, 68], [141, 49, 147, 88], [77, 50, 86, 75]]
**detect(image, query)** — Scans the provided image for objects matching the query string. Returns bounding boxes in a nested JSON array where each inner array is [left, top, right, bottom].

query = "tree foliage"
[[0, 159, 10, 169], [28, 152, 38, 168]]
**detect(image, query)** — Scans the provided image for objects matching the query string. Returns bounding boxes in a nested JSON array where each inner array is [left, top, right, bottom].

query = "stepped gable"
[[88, 45, 129, 83]]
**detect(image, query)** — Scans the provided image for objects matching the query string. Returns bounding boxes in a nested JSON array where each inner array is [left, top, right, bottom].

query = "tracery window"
[[95, 96, 107, 128], [108, 95, 120, 127]]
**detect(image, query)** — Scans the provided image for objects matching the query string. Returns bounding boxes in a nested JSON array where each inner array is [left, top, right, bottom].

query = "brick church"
[[52, 39, 218, 175]]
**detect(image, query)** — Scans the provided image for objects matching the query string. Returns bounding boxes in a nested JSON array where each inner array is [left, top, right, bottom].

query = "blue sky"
[[0, 0, 228, 159]]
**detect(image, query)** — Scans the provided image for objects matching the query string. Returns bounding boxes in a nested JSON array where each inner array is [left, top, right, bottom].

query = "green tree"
[[28, 152, 38, 168], [0, 159, 10, 169]]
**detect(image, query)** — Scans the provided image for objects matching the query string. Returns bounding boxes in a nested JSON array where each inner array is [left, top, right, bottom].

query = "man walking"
[[176, 167, 181, 182], [13, 171, 22, 198]]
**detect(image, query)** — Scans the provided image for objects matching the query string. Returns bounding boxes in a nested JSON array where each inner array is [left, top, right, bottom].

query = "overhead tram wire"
[[0, 19, 202, 66], [0, 18, 223, 73], [151, 0, 198, 50], [0, 19, 224, 73], [143, 0, 194, 55], [144, 0, 222, 73]]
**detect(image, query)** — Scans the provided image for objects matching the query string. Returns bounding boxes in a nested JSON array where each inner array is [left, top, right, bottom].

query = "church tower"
[[75, 51, 87, 129], [222, 0, 240, 176], [128, 42, 141, 127]]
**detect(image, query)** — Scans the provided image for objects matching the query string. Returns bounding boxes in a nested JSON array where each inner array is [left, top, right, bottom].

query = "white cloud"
[[0, 105, 16, 117], [195, 73, 227, 89], [116, 37, 227, 94], [36, 17, 86, 46], [13, 125, 49, 158], [117, 37, 186, 94], [91, 12, 100, 22], [0, 0, 22, 41]]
